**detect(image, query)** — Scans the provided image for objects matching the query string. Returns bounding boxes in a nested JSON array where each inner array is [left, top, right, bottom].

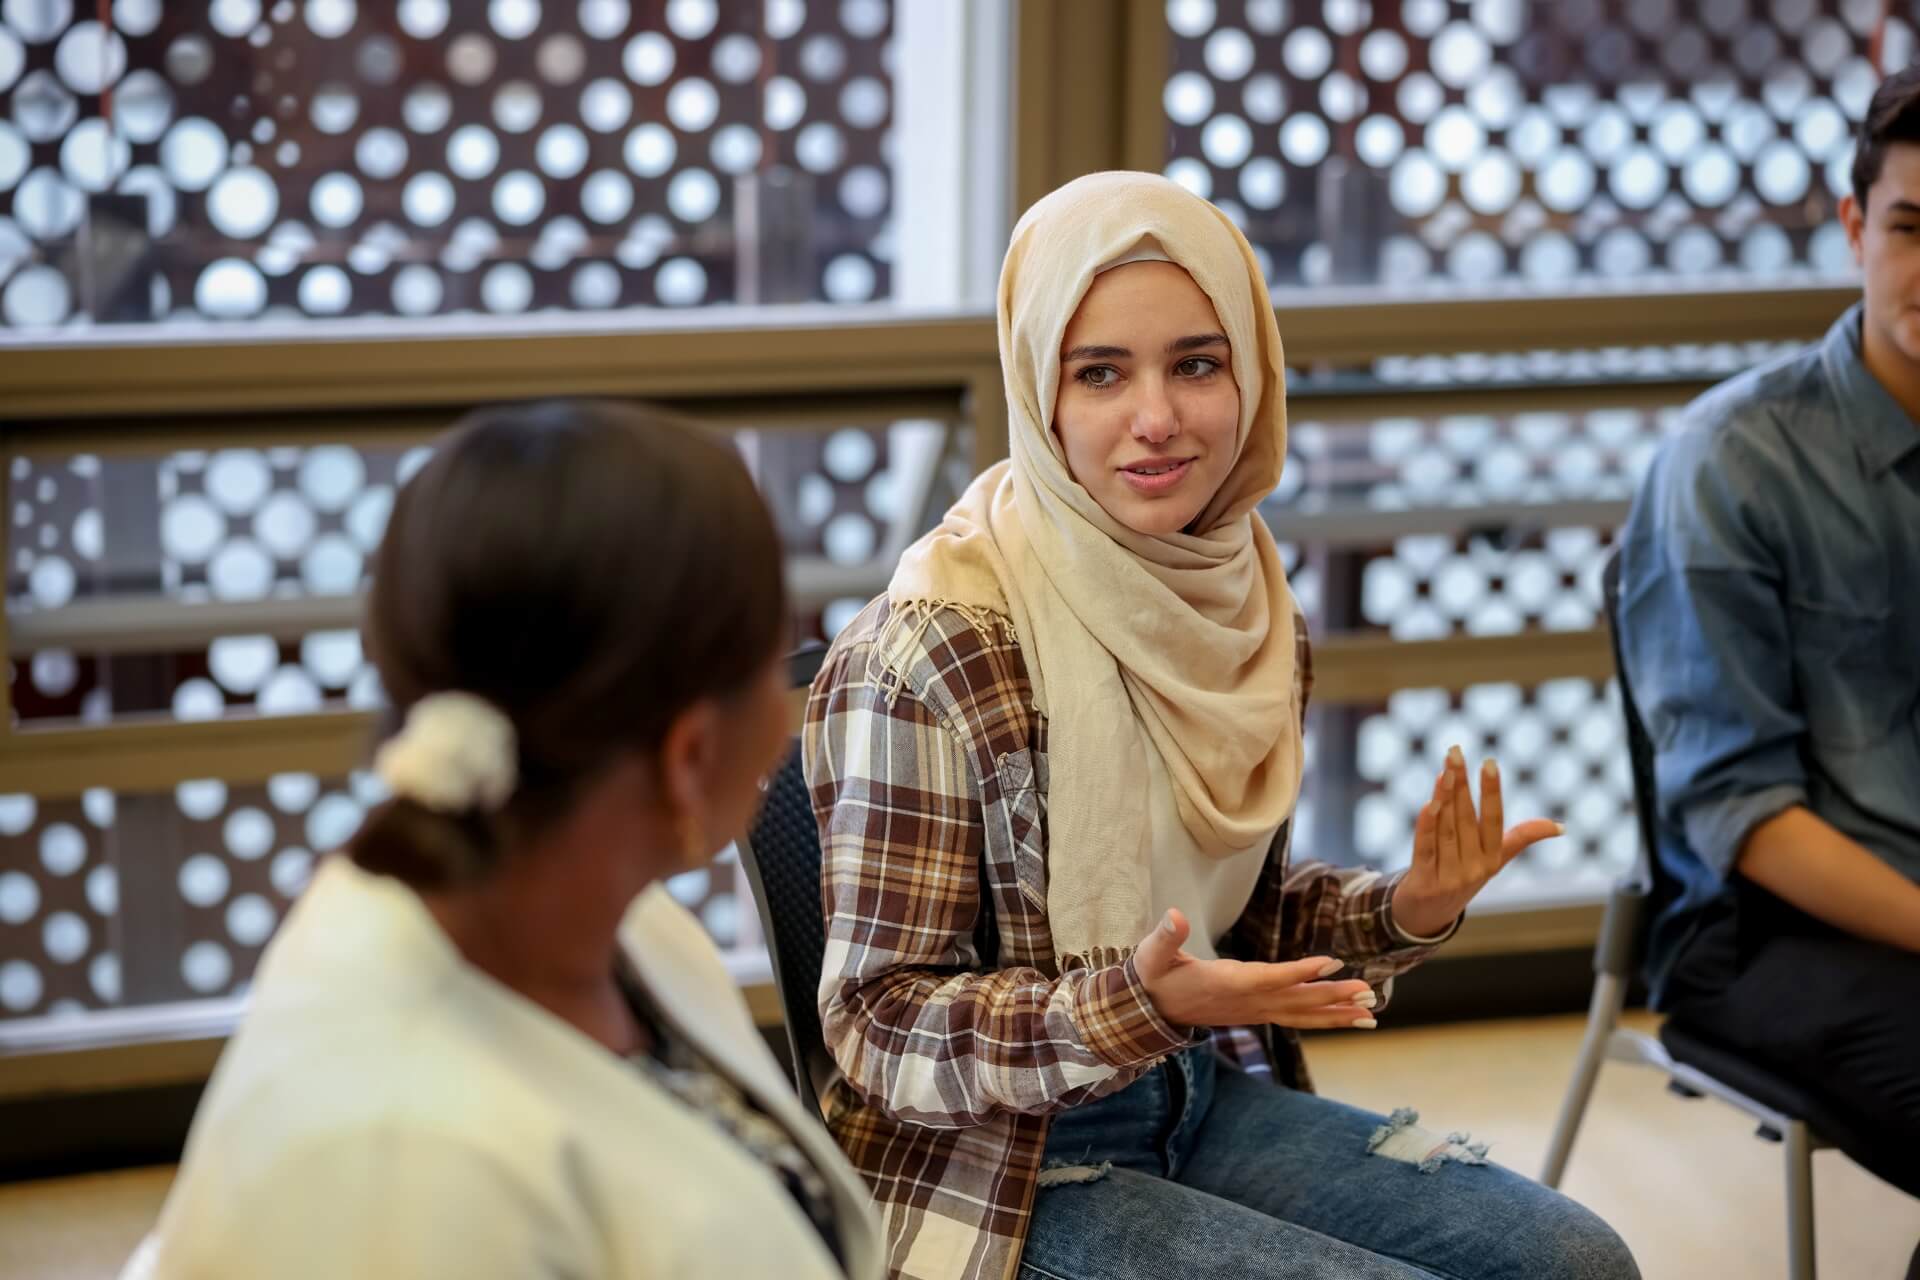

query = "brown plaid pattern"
[[802, 600, 1453, 1280]]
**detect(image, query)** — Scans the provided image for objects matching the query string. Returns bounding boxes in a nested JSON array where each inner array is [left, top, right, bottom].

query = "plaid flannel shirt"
[[802, 600, 1454, 1280]]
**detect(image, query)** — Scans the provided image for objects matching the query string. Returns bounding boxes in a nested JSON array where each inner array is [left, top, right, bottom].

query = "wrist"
[[1390, 882, 1457, 941]]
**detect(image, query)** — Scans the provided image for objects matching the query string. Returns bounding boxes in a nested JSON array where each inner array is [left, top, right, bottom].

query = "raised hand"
[[1390, 745, 1564, 940], [1134, 908, 1378, 1032]]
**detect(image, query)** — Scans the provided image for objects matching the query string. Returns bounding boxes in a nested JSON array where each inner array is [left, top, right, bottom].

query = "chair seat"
[[1659, 1021, 1841, 1142]]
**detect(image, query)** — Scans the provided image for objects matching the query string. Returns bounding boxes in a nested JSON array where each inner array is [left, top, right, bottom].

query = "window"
[[0, 0, 913, 327], [1162, 0, 1894, 290]]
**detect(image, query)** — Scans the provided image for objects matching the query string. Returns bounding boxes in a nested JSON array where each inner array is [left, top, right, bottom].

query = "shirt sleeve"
[[1218, 822, 1455, 1016], [804, 636, 1192, 1133], [1617, 410, 1809, 880]]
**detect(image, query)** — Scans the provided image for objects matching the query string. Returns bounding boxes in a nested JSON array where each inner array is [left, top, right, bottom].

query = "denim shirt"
[[1618, 303, 1920, 1001]]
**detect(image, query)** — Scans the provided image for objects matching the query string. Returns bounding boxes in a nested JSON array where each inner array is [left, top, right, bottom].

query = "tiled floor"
[[2, 1011, 1915, 1279]]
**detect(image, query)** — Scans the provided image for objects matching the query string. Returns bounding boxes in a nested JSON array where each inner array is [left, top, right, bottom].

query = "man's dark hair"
[[1851, 64, 1920, 208]]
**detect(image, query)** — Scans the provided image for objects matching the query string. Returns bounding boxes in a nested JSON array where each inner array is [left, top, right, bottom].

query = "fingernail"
[[1353, 1017, 1378, 1029], [1355, 991, 1378, 1009], [1551, 822, 1566, 835], [1161, 911, 1175, 932], [1482, 757, 1497, 778], [1318, 959, 1344, 977], [1447, 745, 1465, 770]]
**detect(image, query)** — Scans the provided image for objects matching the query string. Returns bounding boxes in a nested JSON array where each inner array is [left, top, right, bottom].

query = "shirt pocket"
[[1786, 598, 1901, 750], [991, 748, 1050, 912]]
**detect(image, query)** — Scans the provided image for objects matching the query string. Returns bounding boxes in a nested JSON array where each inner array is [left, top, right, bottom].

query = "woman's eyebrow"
[[1060, 333, 1228, 362]]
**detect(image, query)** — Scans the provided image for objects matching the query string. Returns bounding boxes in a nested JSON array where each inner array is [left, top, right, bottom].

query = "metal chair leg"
[[1784, 1119, 1816, 1280], [1541, 973, 1626, 1188]]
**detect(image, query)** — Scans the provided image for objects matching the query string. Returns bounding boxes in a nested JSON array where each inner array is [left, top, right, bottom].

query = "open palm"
[[1390, 747, 1564, 939]]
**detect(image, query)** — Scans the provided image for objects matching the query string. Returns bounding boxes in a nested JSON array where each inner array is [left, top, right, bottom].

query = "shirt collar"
[[1822, 302, 1920, 476]]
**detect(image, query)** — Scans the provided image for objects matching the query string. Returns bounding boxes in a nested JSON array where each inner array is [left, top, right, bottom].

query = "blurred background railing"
[[0, 0, 1879, 1146]]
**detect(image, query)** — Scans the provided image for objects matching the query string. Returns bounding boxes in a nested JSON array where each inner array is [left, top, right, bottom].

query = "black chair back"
[[737, 645, 836, 1101], [737, 642, 1001, 1102]]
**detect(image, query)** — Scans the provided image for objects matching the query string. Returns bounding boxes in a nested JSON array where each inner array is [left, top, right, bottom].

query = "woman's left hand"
[[1390, 746, 1565, 940]]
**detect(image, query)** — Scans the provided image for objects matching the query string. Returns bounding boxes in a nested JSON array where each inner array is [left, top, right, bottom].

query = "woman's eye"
[[1176, 357, 1220, 377], [1077, 365, 1119, 388]]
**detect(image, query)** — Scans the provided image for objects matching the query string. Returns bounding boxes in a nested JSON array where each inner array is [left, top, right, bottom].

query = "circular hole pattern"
[[1162, 4, 1868, 288], [1, 0, 898, 327]]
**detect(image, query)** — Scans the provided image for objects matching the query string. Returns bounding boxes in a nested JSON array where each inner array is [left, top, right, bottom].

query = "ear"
[[657, 698, 723, 833], [1840, 193, 1866, 266]]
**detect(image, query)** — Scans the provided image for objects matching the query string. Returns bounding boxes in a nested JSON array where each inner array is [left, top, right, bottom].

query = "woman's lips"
[[1117, 457, 1195, 494]]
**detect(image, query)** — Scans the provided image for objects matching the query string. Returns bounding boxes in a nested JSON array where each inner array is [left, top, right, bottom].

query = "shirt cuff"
[[1381, 870, 1464, 947], [1074, 955, 1206, 1070], [1681, 782, 1808, 880]]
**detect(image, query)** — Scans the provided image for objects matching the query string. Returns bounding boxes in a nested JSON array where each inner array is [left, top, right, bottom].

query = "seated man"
[[1618, 65, 1920, 1215]]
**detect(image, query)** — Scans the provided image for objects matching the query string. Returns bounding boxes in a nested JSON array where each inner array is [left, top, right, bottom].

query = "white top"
[[1139, 746, 1271, 961], [129, 858, 882, 1280]]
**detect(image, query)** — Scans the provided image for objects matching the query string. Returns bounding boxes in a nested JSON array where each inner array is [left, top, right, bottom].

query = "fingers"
[[1285, 1006, 1379, 1030], [1275, 979, 1374, 1010], [1413, 788, 1439, 879], [1479, 757, 1504, 859], [1499, 817, 1566, 866], [1161, 955, 1379, 1030], [1132, 908, 1191, 982], [1240, 955, 1346, 996], [1448, 746, 1482, 872], [1434, 759, 1461, 881], [1267, 976, 1378, 1028]]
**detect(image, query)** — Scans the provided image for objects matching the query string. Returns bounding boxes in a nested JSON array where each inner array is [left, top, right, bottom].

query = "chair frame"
[[1540, 551, 1829, 1280], [738, 644, 836, 1104]]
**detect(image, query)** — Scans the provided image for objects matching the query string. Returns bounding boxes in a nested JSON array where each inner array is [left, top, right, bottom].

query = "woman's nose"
[[1131, 382, 1179, 443]]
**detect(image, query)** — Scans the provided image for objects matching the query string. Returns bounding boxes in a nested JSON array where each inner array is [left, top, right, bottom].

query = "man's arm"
[[1738, 807, 1920, 952], [1623, 410, 1920, 954]]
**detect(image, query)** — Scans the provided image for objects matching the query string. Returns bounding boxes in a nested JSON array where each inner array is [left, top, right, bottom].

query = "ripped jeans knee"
[[1365, 1107, 1491, 1174]]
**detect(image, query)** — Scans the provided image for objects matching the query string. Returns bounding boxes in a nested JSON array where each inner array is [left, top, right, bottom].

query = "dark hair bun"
[[349, 798, 498, 890]]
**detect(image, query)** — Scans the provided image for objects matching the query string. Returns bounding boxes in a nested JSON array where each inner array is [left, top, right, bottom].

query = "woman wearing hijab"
[[803, 175, 1638, 1280]]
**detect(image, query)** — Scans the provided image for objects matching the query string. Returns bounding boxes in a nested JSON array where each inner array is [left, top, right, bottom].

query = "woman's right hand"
[[1134, 908, 1377, 1031]]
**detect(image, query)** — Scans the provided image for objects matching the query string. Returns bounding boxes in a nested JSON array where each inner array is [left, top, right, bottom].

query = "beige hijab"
[[884, 171, 1303, 969]]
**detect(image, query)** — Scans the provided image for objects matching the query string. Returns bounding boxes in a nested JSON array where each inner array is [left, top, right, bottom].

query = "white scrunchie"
[[373, 691, 518, 815]]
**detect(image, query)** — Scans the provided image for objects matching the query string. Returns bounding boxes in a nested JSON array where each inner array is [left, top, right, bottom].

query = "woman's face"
[[672, 651, 792, 874], [1052, 261, 1242, 536]]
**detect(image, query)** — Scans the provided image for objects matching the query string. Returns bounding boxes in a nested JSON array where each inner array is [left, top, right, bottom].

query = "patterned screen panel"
[[0, 771, 756, 1022], [0, 0, 894, 328], [0, 777, 336, 1019], [1164, 0, 1897, 288], [7, 417, 943, 727], [0, 788, 118, 1018], [1263, 392, 1669, 639]]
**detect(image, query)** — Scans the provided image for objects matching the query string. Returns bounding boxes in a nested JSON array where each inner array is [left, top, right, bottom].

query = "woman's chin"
[[1105, 495, 1204, 537]]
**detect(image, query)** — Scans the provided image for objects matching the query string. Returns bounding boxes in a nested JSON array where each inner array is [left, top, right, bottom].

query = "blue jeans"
[[1021, 1044, 1638, 1280]]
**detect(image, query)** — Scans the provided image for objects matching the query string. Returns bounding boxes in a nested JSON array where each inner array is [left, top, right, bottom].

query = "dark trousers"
[[1664, 882, 1920, 1201]]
